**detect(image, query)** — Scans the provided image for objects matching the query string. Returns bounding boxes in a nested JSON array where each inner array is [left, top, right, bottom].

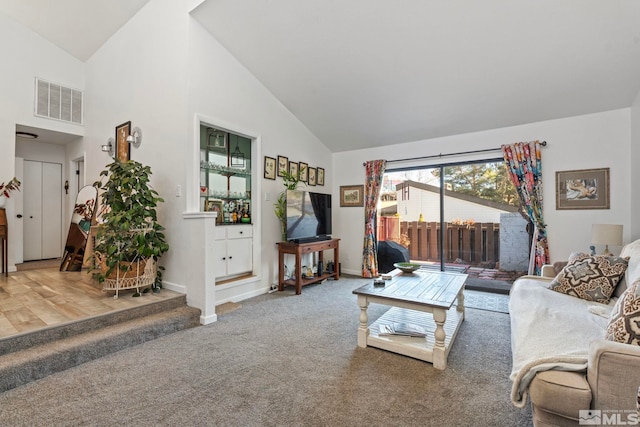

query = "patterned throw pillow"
[[606, 280, 640, 345], [548, 255, 629, 303]]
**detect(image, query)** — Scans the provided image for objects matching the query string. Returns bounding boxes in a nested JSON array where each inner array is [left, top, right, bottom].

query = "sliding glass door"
[[378, 159, 529, 278]]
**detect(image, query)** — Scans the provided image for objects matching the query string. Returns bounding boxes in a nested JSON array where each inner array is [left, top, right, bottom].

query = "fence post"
[[474, 223, 483, 262], [418, 222, 428, 260], [462, 226, 471, 262], [408, 221, 419, 260], [429, 222, 438, 261], [486, 223, 495, 263], [451, 224, 461, 261]]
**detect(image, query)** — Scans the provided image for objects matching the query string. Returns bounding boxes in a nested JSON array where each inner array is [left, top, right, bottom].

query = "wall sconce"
[[126, 126, 142, 148], [591, 224, 623, 256], [101, 137, 115, 157]]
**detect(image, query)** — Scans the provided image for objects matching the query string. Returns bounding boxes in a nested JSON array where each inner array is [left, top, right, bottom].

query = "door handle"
[[16, 214, 22, 219]]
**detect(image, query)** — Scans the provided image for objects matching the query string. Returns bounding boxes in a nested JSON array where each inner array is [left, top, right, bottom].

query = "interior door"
[[42, 162, 62, 258], [23, 160, 62, 261], [23, 161, 43, 261]]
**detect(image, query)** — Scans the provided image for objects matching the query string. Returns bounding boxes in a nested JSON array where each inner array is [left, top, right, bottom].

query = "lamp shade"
[[591, 224, 623, 246]]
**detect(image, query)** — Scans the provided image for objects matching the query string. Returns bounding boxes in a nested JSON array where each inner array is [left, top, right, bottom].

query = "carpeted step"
[[0, 294, 190, 356], [0, 305, 201, 393]]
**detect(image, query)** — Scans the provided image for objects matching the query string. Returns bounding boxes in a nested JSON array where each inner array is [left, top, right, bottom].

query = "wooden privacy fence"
[[380, 219, 500, 264]]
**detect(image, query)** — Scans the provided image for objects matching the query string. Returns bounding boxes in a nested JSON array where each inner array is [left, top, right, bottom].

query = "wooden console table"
[[0, 208, 7, 277], [277, 238, 340, 295]]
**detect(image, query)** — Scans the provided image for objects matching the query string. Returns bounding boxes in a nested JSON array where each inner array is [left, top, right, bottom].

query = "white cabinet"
[[214, 225, 253, 279]]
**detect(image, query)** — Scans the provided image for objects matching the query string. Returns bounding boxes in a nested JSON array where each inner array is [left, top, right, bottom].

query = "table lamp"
[[591, 224, 623, 256]]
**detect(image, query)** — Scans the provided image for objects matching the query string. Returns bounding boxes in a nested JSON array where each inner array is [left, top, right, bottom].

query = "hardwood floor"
[[0, 263, 181, 339]]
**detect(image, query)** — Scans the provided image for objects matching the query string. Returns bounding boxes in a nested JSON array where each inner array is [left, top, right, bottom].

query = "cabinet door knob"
[[239, 231, 243, 234], [16, 214, 22, 218], [222, 257, 226, 260], [229, 256, 233, 259]]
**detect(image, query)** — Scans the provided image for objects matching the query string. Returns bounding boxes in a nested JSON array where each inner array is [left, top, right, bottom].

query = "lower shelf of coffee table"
[[367, 306, 464, 363]]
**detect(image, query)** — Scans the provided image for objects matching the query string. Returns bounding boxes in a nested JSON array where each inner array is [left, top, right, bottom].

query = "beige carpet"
[[0, 277, 533, 426]]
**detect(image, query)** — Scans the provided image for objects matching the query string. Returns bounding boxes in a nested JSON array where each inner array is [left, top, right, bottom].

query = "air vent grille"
[[34, 78, 83, 125]]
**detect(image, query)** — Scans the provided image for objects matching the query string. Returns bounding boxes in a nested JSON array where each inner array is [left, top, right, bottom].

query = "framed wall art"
[[264, 156, 276, 180], [277, 155, 288, 177], [308, 167, 317, 186], [115, 121, 131, 162], [340, 185, 364, 207], [289, 161, 299, 179], [317, 167, 325, 186], [299, 162, 308, 183], [555, 168, 610, 210]]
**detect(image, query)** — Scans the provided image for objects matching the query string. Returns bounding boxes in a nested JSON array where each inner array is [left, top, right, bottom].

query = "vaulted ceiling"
[[3, 0, 640, 152]]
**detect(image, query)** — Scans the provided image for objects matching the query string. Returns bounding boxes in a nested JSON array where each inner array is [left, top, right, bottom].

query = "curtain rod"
[[362, 140, 547, 166]]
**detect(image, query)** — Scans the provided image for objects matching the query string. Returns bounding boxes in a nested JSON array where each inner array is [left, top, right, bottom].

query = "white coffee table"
[[352, 269, 467, 370]]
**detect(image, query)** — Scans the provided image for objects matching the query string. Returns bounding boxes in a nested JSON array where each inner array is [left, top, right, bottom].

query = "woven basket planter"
[[97, 254, 157, 299]]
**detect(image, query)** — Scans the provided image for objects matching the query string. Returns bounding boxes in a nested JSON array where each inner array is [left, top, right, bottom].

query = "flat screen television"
[[286, 189, 332, 242]]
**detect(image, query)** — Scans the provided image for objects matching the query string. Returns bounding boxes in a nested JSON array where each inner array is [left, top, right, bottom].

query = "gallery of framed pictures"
[[262, 155, 324, 187], [555, 167, 610, 210]]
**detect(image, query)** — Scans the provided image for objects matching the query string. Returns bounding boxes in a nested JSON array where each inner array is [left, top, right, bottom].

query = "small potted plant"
[[92, 160, 169, 296], [274, 167, 305, 241], [0, 177, 21, 208]]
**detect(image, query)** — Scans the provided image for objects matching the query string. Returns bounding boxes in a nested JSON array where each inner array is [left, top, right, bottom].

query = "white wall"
[[631, 91, 640, 241], [0, 12, 84, 269], [186, 12, 332, 293], [79, 0, 332, 313], [333, 109, 631, 275]]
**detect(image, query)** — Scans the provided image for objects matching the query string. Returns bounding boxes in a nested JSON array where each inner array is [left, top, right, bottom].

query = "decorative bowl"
[[393, 262, 421, 273]]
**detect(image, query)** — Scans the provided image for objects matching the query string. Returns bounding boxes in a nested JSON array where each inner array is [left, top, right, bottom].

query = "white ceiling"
[[0, 0, 151, 61], [3, 1, 640, 152]]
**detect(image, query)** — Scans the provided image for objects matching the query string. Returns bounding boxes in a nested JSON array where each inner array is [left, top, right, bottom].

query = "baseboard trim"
[[163, 281, 186, 294], [200, 313, 218, 325], [215, 287, 267, 306]]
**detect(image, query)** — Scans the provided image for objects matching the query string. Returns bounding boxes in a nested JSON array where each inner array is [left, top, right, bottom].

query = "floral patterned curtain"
[[501, 141, 549, 275], [362, 160, 387, 277]]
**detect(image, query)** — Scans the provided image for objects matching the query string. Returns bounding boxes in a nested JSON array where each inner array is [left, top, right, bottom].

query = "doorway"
[[378, 159, 529, 291], [23, 160, 63, 261]]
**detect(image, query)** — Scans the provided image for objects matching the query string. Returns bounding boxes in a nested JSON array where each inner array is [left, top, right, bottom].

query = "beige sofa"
[[509, 240, 640, 426]]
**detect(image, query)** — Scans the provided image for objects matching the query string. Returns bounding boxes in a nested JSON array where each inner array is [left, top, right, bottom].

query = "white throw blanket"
[[509, 277, 613, 407]]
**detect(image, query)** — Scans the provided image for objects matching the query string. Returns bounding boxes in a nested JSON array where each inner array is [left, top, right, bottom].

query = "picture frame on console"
[[556, 168, 610, 210], [205, 200, 224, 224], [340, 185, 364, 207]]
